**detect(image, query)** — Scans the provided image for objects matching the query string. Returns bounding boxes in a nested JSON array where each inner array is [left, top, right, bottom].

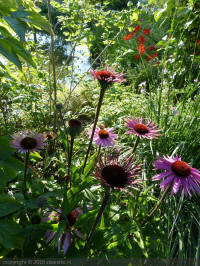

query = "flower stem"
[[132, 190, 140, 220], [67, 137, 74, 189], [133, 136, 140, 154], [84, 190, 110, 248], [23, 152, 30, 199], [140, 186, 170, 226], [82, 87, 106, 174]]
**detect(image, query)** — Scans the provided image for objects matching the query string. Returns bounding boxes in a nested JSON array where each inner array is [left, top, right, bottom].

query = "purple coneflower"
[[82, 65, 125, 173], [90, 64, 125, 86], [11, 131, 45, 153], [94, 152, 140, 191], [125, 118, 160, 139], [43, 208, 84, 256], [85, 152, 140, 247], [152, 155, 200, 196], [91, 126, 118, 148]]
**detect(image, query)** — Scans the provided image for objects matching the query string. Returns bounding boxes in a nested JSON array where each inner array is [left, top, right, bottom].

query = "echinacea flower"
[[143, 28, 150, 35], [90, 65, 125, 86], [152, 155, 200, 196], [43, 208, 84, 256], [125, 118, 160, 139], [94, 151, 140, 191], [138, 43, 145, 55], [137, 35, 145, 43], [11, 131, 46, 153], [91, 126, 118, 147]]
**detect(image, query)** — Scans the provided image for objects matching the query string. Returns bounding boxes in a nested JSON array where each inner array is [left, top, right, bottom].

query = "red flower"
[[197, 40, 200, 45], [146, 53, 158, 61], [134, 54, 140, 60], [148, 45, 156, 51], [144, 28, 150, 35], [133, 25, 141, 34], [122, 32, 134, 40], [137, 35, 145, 43], [138, 44, 145, 55]]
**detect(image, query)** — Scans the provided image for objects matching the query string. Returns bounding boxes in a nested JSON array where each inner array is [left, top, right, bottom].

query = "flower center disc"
[[68, 119, 82, 128], [134, 123, 149, 134], [101, 164, 128, 188], [20, 137, 37, 149], [98, 129, 109, 139], [96, 70, 115, 80], [171, 161, 191, 177]]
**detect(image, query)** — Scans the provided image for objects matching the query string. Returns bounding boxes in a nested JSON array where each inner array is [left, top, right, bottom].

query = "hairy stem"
[[67, 137, 74, 189], [82, 87, 106, 173], [23, 152, 30, 199], [48, 0, 57, 132], [133, 136, 140, 154], [84, 190, 110, 248]]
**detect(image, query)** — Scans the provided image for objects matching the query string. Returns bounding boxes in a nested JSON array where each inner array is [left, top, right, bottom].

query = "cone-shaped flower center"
[[68, 119, 82, 128], [134, 123, 149, 134], [96, 70, 115, 81], [67, 211, 77, 227], [20, 137, 37, 149], [171, 161, 191, 177], [98, 129, 109, 139], [101, 164, 128, 188]]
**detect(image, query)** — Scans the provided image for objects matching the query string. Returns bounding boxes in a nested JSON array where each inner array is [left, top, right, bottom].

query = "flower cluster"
[[122, 19, 159, 62]]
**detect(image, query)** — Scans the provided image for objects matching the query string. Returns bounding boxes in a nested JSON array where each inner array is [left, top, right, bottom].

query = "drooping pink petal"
[[63, 233, 71, 256]]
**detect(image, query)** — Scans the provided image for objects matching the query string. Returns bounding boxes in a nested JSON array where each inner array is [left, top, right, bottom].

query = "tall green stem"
[[84, 190, 110, 248], [48, 0, 57, 132], [23, 152, 30, 199], [67, 137, 74, 189], [140, 186, 170, 226], [82, 87, 106, 173], [132, 136, 140, 154]]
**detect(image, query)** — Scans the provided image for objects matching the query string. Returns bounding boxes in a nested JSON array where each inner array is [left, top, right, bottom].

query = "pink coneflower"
[[11, 131, 45, 153], [125, 118, 160, 139], [94, 152, 140, 191], [90, 65, 125, 85], [152, 155, 200, 196], [43, 208, 84, 256], [91, 126, 118, 147]]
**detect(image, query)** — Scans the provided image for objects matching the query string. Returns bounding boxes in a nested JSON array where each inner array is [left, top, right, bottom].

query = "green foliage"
[[0, 0, 199, 262]]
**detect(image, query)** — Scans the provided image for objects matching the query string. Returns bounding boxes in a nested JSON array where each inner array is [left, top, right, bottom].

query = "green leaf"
[[0, 136, 13, 160], [12, 10, 51, 34], [0, 221, 24, 249], [0, 195, 22, 217], [3, 16, 28, 42]]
